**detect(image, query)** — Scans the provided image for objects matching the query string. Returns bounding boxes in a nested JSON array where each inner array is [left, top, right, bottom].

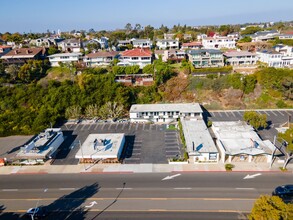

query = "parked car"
[[25, 206, 48, 219], [272, 185, 293, 203]]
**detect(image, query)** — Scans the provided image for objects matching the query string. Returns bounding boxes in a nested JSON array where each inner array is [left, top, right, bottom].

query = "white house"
[[257, 50, 284, 68], [83, 51, 118, 67], [132, 39, 152, 48], [15, 128, 64, 165], [181, 119, 219, 163], [202, 36, 236, 49], [48, 52, 83, 67], [224, 51, 258, 66], [211, 121, 276, 163], [57, 38, 82, 52], [118, 48, 152, 68], [156, 39, 179, 49], [129, 103, 203, 123], [248, 30, 279, 42]]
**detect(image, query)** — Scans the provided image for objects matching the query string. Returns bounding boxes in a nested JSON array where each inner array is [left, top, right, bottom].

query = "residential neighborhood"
[[0, 1, 293, 219]]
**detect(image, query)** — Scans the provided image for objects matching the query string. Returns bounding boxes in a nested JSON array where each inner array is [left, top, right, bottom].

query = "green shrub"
[[184, 152, 189, 160], [225, 163, 234, 171]]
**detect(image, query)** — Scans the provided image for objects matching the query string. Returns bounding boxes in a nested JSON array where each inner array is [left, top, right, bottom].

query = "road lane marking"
[[174, 188, 192, 190], [236, 188, 255, 190], [2, 189, 18, 191], [59, 188, 76, 191], [116, 188, 133, 190], [151, 198, 167, 200]]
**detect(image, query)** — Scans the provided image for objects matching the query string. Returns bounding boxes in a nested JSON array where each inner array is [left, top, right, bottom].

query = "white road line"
[[142, 123, 145, 130], [270, 111, 278, 116], [74, 123, 81, 131], [116, 188, 132, 190], [132, 153, 141, 156], [174, 188, 192, 190], [88, 123, 94, 130], [287, 111, 292, 117], [2, 189, 18, 191], [101, 123, 106, 130], [94, 123, 100, 130], [224, 112, 229, 117], [210, 112, 215, 117], [115, 123, 119, 130], [235, 188, 255, 190], [236, 111, 242, 117], [149, 124, 153, 130], [278, 111, 285, 116], [166, 150, 179, 153], [231, 111, 236, 117], [59, 188, 76, 191], [136, 123, 139, 130], [108, 124, 113, 130], [81, 123, 87, 131], [122, 123, 126, 130], [128, 124, 132, 130], [218, 112, 223, 117]]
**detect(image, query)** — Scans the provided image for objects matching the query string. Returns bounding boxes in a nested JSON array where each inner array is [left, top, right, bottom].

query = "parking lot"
[[52, 122, 182, 165], [205, 109, 293, 143]]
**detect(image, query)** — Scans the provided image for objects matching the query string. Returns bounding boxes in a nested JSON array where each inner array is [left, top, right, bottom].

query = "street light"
[[31, 188, 48, 220]]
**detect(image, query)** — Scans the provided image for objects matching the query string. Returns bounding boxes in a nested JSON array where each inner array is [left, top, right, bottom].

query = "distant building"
[[48, 52, 83, 67], [83, 51, 119, 67], [117, 39, 132, 48], [57, 38, 82, 52], [0, 45, 12, 57], [75, 133, 125, 163], [181, 41, 203, 49], [181, 119, 219, 163], [156, 39, 179, 50], [256, 50, 290, 68], [202, 36, 236, 49], [224, 51, 257, 66], [132, 39, 152, 48], [1, 47, 45, 65], [212, 121, 276, 163], [247, 30, 279, 42], [115, 74, 154, 86], [129, 103, 203, 123], [118, 48, 152, 68], [186, 49, 224, 68], [14, 128, 64, 165]]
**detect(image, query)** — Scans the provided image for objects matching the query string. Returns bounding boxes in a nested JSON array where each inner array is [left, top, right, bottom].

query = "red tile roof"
[[121, 48, 152, 57], [0, 45, 12, 49], [85, 51, 118, 58]]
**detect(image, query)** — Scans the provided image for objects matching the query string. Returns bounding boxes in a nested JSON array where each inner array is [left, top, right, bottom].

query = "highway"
[[0, 172, 292, 219]]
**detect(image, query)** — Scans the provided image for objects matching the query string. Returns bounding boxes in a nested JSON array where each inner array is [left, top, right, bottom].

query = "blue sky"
[[1, 0, 293, 33]]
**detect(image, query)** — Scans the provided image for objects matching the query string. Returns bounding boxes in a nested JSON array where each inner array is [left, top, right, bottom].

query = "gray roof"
[[224, 51, 256, 57], [130, 103, 203, 114], [187, 49, 223, 55], [181, 119, 218, 154]]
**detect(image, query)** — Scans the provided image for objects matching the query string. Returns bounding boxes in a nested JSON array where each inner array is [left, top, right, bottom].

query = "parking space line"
[[149, 124, 152, 130], [94, 123, 100, 130], [122, 123, 127, 130], [166, 150, 180, 153], [135, 123, 139, 130], [236, 111, 242, 117], [88, 123, 94, 130], [142, 123, 145, 130], [264, 111, 270, 116], [218, 112, 223, 117], [74, 123, 81, 131], [270, 111, 278, 116], [286, 111, 292, 117], [224, 112, 229, 117], [278, 111, 285, 116], [128, 124, 132, 130], [209, 112, 215, 117], [115, 123, 118, 130], [230, 111, 236, 117], [81, 124, 88, 131], [107, 124, 112, 130]]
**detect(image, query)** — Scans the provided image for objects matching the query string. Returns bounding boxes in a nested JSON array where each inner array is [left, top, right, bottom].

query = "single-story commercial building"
[[211, 121, 276, 163], [129, 103, 203, 123], [15, 128, 64, 165], [75, 133, 125, 163], [181, 119, 219, 163]]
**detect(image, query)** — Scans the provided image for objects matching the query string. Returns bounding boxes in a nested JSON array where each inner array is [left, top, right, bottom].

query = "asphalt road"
[[0, 173, 292, 219]]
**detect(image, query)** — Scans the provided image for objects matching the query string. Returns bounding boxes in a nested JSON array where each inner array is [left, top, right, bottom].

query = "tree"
[[240, 26, 262, 35], [243, 111, 268, 130], [99, 101, 124, 119], [249, 195, 293, 220], [142, 64, 154, 74], [65, 105, 82, 119], [48, 46, 60, 55], [278, 127, 293, 169], [5, 64, 19, 81], [85, 104, 99, 119], [125, 23, 133, 32], [134, 24, 142, 31], [238, 36, 252, 43]]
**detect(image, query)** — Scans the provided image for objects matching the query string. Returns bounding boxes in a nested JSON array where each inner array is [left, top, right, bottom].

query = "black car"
[[272, 185, 293, 203], [25, 206, 48, 219]]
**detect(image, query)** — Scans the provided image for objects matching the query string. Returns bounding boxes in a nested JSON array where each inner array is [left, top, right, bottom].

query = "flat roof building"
[[129, 103, 203, 123], [75, 133, 125, 163], [181, 119, 219, 163], [15, 128, 64, 165], [211, 121, 276, 163]]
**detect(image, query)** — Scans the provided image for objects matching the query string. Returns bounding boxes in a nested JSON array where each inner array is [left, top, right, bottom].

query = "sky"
[[1, 0, 293, 33]]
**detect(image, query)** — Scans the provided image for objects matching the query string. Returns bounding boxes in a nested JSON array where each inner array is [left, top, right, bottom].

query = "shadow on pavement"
[[120, 135, 135, 161], [47, 182, 100, 220], [0, 204, 21, 220]]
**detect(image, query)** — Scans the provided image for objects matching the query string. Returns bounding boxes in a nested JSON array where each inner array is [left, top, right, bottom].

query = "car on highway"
[[25, 206, 48, 219], [272, 184, 293, 203]]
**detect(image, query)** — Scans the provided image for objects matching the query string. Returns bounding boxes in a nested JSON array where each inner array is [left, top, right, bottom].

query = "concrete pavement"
[[1, 161, 292, 175]]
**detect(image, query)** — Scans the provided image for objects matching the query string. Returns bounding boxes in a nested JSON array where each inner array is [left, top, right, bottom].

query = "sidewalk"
[[1, 162, 292, 175]]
